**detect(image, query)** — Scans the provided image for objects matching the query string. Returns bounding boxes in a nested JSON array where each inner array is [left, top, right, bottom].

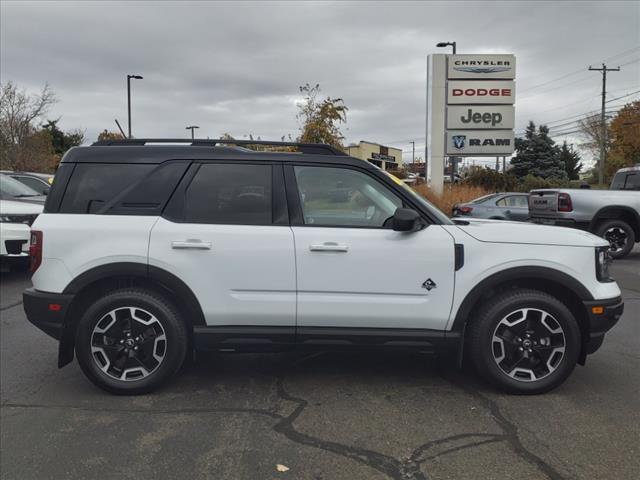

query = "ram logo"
[[452, 135, 466, 150]]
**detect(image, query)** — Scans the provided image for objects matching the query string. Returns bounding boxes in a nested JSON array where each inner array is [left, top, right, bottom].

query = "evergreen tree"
[[510, 121, 567, 180], [559, 141, 582, 180]]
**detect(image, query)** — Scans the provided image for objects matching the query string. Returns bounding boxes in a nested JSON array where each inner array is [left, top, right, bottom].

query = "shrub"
[[413, 184, 491, 215]]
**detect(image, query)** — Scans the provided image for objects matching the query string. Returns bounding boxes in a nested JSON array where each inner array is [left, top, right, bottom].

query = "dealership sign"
[[447, 81, 515, 104], [447, 105, 514, 129], [447, 54, 516, 79], [446, 130, 515, 155]]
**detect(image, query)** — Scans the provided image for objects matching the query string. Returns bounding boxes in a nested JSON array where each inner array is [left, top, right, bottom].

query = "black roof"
[[61, 138, 374, 168]]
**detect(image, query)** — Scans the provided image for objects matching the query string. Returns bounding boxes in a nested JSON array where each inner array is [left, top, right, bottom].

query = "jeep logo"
[[460, 108, 503, 127]]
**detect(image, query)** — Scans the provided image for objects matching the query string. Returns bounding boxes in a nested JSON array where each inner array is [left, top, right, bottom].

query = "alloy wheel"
[[492, 308, 566, 382], [603, 226, 628, 253], [91, 307, 167, 381]]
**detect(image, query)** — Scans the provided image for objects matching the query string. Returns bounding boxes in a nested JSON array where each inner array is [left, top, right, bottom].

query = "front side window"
[[294, 166, 402, 227], [184, 163, 272, 225]]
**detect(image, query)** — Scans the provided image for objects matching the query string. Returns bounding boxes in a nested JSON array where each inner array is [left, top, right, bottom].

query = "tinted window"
[[498, 195, 528, 207], [294, 166, 402, 227], [624, 173, 639, 190], [184, 163, 272, 225]]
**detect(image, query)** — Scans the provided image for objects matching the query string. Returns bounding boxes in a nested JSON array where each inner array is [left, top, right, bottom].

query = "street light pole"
[[185, 125, 200, 140], [127, 74, 143, 139], [410, 141, 415, 171], [436, 41, 456, 54]]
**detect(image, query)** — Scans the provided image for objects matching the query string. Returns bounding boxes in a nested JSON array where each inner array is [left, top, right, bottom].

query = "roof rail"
[[91, 138, 347, 156]]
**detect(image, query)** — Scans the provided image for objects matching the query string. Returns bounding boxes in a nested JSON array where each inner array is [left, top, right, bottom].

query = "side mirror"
[[392, 208, 423, 232]]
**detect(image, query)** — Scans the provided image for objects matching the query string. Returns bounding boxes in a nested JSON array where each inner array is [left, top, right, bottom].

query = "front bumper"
[[23, 288, 74, 340], [0, 222, 30, 256], [582, 296, 624, 354]]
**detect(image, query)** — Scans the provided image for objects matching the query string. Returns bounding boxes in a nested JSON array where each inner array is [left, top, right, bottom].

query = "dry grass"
[[413, 183, 492, 215]]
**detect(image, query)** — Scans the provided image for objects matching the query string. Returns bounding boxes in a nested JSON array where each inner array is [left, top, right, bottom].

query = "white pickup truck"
[[529, 166, 640, 259]]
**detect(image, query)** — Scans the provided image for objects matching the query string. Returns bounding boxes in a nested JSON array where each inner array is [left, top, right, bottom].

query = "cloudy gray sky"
[[2, 1, 639, 166]]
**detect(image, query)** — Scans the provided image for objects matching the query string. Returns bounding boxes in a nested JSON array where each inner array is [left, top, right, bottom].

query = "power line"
[[605, 89, 640, 103]]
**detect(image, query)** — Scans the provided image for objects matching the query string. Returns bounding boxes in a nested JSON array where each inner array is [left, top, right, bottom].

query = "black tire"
[[75, 288, 188, 395], [595, 219, 635, 259], [467, 289, 580, 395]]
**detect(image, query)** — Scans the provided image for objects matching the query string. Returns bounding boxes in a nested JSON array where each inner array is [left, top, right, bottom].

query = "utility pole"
[[588, 63, 620, 185]]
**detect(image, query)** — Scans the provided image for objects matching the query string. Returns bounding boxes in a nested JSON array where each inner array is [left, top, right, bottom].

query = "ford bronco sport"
[[24, 139, 623, 395]]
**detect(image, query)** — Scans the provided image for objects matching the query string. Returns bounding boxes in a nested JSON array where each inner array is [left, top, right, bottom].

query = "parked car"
[[0, 198, 43, 265], [529, 170, 640, 258], [609, 164, 639, 191], [0, 170, 54, 195], [24, 139, 622, 395], [453, 192, 529, 221], [0, 173, 47, 204]]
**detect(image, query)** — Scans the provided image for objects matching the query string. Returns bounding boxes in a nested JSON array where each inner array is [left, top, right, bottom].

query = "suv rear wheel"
[[75, 288, 188, 395], [595, 219, 635, 259], [467, 289, 580, 394]]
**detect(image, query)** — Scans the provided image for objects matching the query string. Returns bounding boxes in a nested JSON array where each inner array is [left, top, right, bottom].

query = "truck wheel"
[[596, 219, 635, 259], [75, 289, 188, 395], [467, 289, 580, 395]]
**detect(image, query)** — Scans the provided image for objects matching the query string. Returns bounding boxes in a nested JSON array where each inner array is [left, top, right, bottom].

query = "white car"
[[23, 139, 623, 395], [0, 199, 42, 259]]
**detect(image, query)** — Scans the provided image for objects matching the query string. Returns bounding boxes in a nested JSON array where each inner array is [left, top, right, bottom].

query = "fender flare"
[[589, 205, 640, 236], [58, 262, 205, 367], [450, 266, 593, 332]]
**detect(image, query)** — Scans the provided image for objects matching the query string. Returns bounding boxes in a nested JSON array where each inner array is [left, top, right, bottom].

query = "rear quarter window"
[[58, 162, 187, 214]]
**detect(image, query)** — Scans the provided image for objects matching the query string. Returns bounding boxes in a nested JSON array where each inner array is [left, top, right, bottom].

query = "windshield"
[[381, 170, 453, 224], [0, 174, 41, 197]]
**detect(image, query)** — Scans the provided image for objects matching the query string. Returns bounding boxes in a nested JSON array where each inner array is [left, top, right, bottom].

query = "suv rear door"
[[148, 162, 296, 339], [287, 164, 456, 337]]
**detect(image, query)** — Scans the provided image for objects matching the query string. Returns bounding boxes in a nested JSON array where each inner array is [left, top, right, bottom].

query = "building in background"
[[346, 141, 403, 171]]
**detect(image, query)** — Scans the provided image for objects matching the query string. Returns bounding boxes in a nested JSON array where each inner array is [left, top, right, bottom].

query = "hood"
[[453, 218, 608, 248], [0, 199, 44, 215]]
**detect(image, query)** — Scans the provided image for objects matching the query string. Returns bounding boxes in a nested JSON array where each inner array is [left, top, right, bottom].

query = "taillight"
[[558, 193, 573, 212], [29, 230, 43, 273], [458, 206, 473, 214]]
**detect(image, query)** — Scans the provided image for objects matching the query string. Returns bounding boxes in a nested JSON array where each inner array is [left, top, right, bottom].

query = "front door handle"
[[171, 240, 212, 250], [309, 242, 349, 252]]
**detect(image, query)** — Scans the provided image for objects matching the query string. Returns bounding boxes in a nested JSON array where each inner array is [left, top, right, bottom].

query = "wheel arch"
[[589, 205, 640, 239], [452, 266, 593, 365], [59, 262, 205, 367]]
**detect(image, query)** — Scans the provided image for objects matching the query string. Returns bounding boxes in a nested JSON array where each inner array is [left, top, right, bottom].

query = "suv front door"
[[149, 162, 296, 344], [288, 164, 456, 337]]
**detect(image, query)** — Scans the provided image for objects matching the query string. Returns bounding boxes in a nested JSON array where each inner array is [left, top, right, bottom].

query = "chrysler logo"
[[453, 66, 512, 74]]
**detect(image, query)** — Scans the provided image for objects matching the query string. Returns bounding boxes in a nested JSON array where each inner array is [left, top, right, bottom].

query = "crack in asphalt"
[[0, 300, 22, 311], [438, 370, 570, 480]]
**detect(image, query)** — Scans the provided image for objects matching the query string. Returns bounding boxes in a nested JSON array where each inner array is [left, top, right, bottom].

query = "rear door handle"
[[171, 240, 212, 250], [309, 242, 349, 252]]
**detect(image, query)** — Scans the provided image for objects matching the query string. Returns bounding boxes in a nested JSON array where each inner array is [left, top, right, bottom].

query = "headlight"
[[595, 247, 612, 282]]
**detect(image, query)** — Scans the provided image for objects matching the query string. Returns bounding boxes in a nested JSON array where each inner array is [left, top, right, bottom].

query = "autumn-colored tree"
[[607, 101, 640, 178], [97, 130, 125, 142], [0, 81, 57, 171], [296, 83, 348, 149]]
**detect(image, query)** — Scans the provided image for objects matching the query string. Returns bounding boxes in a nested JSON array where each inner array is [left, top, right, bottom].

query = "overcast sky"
[[2, 1, 639, 166]]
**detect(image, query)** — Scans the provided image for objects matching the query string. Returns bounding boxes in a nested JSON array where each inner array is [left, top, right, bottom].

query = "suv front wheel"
[[467, 289, 580, 394], [75, 288, 188, 395]]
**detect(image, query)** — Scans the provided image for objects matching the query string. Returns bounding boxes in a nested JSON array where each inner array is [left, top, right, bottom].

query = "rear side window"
[[184, 163, 272, 225], [59, 162, 187, 214]]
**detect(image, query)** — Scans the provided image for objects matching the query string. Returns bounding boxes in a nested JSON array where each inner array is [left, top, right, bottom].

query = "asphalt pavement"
[[1, 249, 638, 480]]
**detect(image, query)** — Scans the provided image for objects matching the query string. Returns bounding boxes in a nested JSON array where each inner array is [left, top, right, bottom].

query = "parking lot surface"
[[1, 250, 638, 480]]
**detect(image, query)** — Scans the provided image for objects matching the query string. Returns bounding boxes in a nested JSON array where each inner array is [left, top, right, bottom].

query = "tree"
[[41, 119, 84, 156], [97, 130, 125, 142], [558, 141, 582, 180], [296, 83, 348, 149], [510, 121, 567, 180], [578, 113, 610, 161], [0, 81, 56, 170], [607, 100, 640, 179]]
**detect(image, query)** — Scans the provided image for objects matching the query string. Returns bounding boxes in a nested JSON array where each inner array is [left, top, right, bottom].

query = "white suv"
[[24, 139, 623, 395]]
